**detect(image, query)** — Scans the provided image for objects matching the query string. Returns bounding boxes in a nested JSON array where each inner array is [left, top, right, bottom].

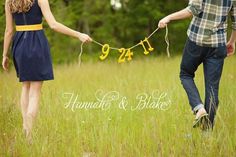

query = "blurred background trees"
[[0, 0, 191, 64]]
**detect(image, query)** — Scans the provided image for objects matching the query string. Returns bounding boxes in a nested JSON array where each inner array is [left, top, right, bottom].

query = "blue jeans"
[[180, 38, 227, 126]]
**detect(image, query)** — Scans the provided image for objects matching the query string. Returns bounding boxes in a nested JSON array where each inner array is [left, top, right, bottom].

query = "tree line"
[[0, 0, 190, 64]]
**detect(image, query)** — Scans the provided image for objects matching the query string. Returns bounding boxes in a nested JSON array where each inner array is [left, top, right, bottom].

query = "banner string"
[[165, 26, 170, 58], [78, 26, 170, 66], [78, 42, 84, 67]]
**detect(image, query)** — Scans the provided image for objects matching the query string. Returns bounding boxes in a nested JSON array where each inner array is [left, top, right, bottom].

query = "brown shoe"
[[193, 113, 209, 128]]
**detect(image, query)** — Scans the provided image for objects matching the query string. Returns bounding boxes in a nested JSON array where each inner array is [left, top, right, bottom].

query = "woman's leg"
[[21, 82, 30, 133], [25, 81, 43, 140]]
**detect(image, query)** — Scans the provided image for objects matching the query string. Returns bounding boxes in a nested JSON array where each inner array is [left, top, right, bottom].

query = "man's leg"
[[203, 46, 226, 127], [180, 39, 204, 113]]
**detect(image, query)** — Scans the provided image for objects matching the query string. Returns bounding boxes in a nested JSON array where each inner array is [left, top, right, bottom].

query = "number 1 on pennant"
[[139, 38, 154, 55], [99, 44, 110, 60]]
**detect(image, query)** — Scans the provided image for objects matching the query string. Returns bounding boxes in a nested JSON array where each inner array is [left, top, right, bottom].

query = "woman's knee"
[[22, 81, 30, 90], [29, 81, 43, 97]]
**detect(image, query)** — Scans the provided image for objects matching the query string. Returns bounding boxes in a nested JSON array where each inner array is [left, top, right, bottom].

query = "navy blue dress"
[[12, 0, 54, 82]]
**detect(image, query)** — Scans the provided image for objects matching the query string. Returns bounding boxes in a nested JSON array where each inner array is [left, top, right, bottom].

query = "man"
[[158, 0, 236, 129]]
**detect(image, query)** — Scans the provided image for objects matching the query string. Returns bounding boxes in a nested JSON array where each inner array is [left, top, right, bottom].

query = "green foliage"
[[0, 0, 190, 64], [0, 2, 5, 46]]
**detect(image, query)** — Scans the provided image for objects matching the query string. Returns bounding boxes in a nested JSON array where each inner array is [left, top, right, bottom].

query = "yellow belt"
[[16, 24, 43, 31]]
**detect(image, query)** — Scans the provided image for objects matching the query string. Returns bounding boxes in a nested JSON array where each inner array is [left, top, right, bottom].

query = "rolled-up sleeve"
[[186, 0, 203, 16], [230, 2, 236, 30]]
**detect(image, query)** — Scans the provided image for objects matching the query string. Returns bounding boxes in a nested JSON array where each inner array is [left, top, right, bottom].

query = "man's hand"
[[158, 16, 171, 28], [2, 56, 9, 71], [226, 42, 235, 57]]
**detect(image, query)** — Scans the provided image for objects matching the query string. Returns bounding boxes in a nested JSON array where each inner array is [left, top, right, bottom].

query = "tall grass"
[[0, 56, 235, 157]]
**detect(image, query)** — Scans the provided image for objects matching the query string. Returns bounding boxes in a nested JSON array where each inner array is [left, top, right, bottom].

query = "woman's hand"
[[158, 16, 171, 28], [77, 32, 93, 43], [2, 56, 9, 71], [226, 41, 235, 57]]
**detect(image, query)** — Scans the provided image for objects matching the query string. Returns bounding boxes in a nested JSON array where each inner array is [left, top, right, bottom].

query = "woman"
[[2, 0, 92, 142]]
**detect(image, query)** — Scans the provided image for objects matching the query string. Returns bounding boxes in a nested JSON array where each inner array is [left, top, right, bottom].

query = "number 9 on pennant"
[[99, 44, 110, 60]]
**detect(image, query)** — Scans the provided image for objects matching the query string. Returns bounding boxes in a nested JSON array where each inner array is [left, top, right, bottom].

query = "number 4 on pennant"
[[125, 49, 133, 61], [118, 48, 134, 64]]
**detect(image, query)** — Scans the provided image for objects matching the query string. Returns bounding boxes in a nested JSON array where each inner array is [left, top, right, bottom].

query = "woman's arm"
[[38, 0, 92, 43], [2, 0, 14, 71], [158, 8, 192, 28]]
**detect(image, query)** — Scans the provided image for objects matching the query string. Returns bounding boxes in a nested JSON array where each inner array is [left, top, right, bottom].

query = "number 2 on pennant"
[[118, 48, 133, 63], [99, 44, 110, 60], [118, 48, 126, 63]]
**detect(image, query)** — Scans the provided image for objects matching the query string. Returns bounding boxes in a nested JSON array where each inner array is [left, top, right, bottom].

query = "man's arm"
[[158, 8, 192, 28], [227, 31, 236, 56], [227, 2, 236, 57], [158, 0, 202, 28]]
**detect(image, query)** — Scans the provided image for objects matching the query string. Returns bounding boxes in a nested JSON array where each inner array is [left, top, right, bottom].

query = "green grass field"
[[0, 56, 236, 157]]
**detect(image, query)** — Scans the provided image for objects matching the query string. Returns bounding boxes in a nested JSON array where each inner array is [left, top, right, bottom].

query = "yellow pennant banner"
[[99, 37, 155, 63], [78, 26, 170, 66]]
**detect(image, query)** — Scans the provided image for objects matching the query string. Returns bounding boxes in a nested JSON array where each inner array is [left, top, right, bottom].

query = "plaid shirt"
[[186, 0, 236, 47]]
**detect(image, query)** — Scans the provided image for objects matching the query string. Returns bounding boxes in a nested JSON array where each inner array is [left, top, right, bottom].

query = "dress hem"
[[18, 77, 54, 82]]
